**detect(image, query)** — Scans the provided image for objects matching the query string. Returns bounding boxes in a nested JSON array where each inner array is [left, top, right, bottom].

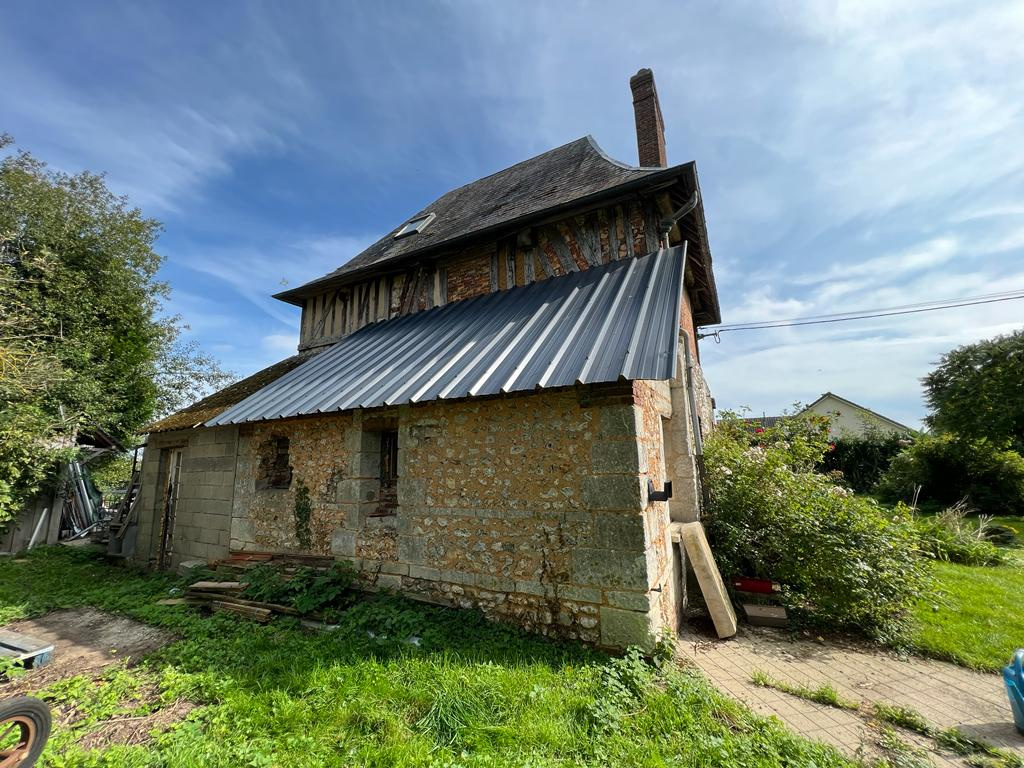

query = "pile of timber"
[[179, 551, 338, 623], [182, 581, 297, 623]]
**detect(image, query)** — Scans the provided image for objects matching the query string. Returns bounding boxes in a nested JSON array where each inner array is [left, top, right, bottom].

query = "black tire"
[[0, 696, 51, 768]]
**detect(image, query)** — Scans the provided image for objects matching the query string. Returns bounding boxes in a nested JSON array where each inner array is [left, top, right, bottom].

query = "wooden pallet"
[[0, 629, 55, 669]]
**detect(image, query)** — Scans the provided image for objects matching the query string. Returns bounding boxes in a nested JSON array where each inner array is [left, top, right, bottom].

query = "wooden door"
[[156, 449, 183, 570]]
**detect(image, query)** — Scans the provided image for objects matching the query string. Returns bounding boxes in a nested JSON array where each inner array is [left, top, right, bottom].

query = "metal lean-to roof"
[[207, 245, 687, 426]]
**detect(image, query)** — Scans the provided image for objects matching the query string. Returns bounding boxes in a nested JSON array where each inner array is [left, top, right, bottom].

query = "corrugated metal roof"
[[208, 245, 686, 426]]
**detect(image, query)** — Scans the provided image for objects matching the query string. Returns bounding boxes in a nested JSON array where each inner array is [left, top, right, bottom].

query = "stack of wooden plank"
[[181, 580, 297, 623], [163, 551, 345, 623]]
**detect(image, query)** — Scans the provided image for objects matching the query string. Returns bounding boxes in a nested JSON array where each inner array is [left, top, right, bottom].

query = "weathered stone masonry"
[[136, 381, 690, 649]]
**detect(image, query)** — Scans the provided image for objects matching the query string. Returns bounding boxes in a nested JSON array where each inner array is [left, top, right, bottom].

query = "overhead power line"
[[698, 288, 1024, 339]]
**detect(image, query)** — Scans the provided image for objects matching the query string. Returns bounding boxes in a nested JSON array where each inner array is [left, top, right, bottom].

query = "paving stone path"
[[679, 625, 1023, 766]]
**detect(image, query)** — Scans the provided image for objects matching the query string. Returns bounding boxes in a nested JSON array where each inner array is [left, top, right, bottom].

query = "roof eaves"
[[272, 161, 694, 306]]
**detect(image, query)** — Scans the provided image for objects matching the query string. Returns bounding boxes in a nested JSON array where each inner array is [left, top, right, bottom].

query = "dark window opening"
[[379, 430, 398, 489], [257, 435, 292, 490], [370, 429, 399, 517]]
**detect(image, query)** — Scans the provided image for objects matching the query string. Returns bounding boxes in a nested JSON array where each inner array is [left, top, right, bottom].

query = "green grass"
[[751, 669, 860, 710], [872, 703, 932, 736], [0, 548, 858, 767], [912, 547, 1024, 672], [871, 702, 1024, 767], [872, 726, 932, 768]]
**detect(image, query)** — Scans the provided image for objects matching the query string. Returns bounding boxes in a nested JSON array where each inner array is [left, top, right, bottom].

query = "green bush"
[[818, 428, 910, 492], [242, 562, 357, 614], [912, 501, 1008, 566], [705, 415, 929, 644], [876, 434, 1024, 516]]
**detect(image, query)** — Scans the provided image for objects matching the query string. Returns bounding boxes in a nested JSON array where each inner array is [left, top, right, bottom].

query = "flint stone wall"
[[138, 381, 696, 649]]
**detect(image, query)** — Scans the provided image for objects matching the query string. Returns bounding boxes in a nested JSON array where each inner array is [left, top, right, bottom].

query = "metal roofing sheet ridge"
[[437, 275, 570, 401], [253, 290, 497, 420], [239, 324, 389, 421], [537, 270, 612, 388], [220, 309, 423, 423], [435, 319, 517, 401], [376, 285, 538, 407], [208, 246, 685, 426], [310, 292, 490, 414], [576, 256, 642, 384], [354, 295, 493, 410], [502, 284, 582, 393], [509, 267, 616, 394], [629, 243, 686, 380], [589, 257, 650, 383]]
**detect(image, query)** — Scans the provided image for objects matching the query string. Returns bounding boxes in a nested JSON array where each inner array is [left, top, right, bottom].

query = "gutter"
[[659, 189, 700, 248], [680, 330, 708, 513]]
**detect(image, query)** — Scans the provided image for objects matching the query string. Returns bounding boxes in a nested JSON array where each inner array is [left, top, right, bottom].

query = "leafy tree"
[[923, 329, 1024, 451], [0, 134, 232, 520]]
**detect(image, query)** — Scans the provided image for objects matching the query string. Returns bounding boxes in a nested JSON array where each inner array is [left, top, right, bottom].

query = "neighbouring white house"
[[742, 392, 916, 439], [803, 393, 915, 438]]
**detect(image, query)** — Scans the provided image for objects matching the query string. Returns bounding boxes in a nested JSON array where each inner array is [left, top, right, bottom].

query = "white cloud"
[[170, 232, 375, 327], [262, 332, 299, 356], [793, 237, 959, 287], [0, 6, 313, 212]]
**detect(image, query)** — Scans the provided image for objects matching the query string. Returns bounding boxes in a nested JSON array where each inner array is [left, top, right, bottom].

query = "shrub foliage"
[[818, 427, 909, 492], [876, 434, 1024, 516], [704, 415, 928, 643], [911, 501, 1008, 566], [0, 134, 232, 521], [923, 328, 1024, 453]]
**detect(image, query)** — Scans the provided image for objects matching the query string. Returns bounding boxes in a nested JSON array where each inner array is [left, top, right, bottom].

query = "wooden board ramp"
[[673, 522, 737, 639], [0, 628, 55, 668]]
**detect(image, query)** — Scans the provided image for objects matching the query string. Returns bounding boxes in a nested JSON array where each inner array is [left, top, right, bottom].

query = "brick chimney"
[[630, 68, 667, 167]]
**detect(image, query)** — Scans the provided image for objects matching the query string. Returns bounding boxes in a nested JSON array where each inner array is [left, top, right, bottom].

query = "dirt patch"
[[76, 699, 197, 750], [0, 608, 194, 750], [2, 607, 171, 693]]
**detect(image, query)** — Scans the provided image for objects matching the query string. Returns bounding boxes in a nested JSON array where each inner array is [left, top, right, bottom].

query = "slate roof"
[[145, 350, 324, 433], [274, 136, 708, 306], [208, 246, 686, 426]]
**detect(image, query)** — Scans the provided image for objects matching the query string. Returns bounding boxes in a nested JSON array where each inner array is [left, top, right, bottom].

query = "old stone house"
[[134, 69, 722, 649]]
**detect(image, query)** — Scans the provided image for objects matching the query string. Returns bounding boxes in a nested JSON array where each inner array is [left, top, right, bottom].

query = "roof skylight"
[[394, 212, 436, 239]]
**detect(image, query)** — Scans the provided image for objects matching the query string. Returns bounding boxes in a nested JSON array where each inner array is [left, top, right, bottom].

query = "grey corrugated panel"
[[207, 245, 687, 426]]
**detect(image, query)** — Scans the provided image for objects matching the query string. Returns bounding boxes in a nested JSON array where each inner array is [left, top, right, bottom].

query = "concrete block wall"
[[134, 426, 237, 568]]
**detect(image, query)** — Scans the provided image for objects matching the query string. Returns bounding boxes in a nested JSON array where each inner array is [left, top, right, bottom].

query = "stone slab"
[[676, 521, 736, 639]]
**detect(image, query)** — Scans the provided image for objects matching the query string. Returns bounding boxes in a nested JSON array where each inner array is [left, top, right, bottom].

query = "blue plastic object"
[[1002, 649, 1024, 735]]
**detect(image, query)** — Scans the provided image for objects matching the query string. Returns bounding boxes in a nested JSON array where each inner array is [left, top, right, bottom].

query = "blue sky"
[[3, 1, 1022, 429]]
